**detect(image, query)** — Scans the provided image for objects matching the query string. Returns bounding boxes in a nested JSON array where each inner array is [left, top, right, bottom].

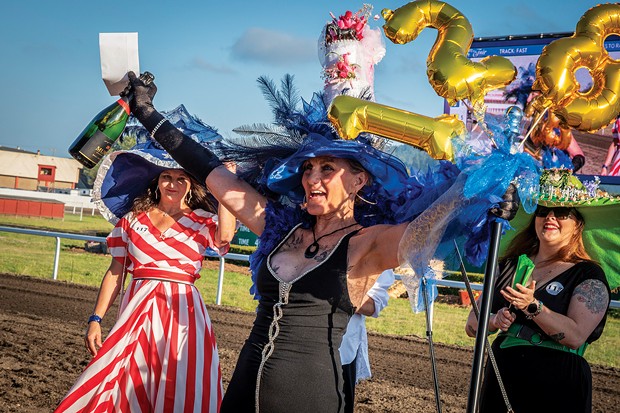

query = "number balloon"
[[328, 95, 464, 161], [381, 0, 516, 109], [528, 3, 620, 131]]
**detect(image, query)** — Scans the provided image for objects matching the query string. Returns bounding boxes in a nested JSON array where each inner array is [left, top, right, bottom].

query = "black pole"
[[422, 277, 442, 413], [466, 221, 503, 413]]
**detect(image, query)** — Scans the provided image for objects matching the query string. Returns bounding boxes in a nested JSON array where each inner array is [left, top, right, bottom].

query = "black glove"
[[125, 71, 222, 183], [490, 183, 520, 221], [571, 154, 585, 173], [127, 71, 161, 131]]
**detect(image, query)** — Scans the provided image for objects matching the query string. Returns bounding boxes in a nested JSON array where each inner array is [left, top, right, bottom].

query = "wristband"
[[602, 164, 608, 169], [88, 314, 103, 324]]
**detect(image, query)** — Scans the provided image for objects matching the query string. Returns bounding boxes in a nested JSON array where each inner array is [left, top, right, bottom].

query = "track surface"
[[1, 273, 618, 412]]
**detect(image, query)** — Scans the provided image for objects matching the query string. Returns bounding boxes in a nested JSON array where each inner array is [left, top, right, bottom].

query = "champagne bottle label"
[[76, 129, 115, 167]]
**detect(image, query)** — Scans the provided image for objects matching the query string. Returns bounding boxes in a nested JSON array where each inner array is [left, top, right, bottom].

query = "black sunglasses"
[[534, 206, 575, 220]]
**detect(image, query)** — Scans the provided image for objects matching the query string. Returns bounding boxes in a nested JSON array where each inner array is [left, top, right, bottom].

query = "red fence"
[[0, 195, 64, 219]]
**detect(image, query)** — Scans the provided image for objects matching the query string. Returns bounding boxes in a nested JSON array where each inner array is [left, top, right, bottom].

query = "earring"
[[300, 195, 307, 210], [185, 189, 193, 205], [154, 187, 161, 202], [356, 192, 376, 205]]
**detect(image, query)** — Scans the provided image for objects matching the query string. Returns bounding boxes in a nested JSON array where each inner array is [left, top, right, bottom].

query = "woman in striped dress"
[[55, 143, 236, 413]]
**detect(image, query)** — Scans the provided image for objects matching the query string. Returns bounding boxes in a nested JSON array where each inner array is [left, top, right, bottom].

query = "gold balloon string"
[[518, 106, 550, 152]]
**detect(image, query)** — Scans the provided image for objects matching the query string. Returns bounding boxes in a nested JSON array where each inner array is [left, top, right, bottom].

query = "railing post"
[[53, 236, 61, 280], [216, 256, 225, 305]]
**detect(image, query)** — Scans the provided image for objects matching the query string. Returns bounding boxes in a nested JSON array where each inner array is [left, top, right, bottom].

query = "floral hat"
[[93, 108, 222, 224], [318, 5, 386, 103], [503, 168, 620, 289]]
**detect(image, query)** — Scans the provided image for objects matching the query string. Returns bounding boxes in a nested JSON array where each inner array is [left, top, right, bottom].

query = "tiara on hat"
[[536, 168, 619, 207]]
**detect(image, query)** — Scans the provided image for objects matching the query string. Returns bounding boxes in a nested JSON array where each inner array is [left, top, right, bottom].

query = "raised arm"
[[128, 72, 267, 235]]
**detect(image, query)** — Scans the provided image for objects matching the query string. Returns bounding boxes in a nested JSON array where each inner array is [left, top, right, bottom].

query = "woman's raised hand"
[[127, 71, 158, 123], [490, 183, 520, 221]]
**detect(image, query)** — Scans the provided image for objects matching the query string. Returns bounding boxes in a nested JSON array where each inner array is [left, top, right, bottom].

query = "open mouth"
[[543, 223, 559, 231], [308, 190, 326, 200]]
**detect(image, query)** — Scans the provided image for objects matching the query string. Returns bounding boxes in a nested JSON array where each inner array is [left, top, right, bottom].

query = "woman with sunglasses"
[[465, 188, 612, 412]]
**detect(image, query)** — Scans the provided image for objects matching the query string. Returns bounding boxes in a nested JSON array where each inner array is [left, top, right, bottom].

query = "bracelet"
[[150, 118, 168, 138], [602, 164, 608, 169], [88, 314, 102, 324], [525, 300, 543, 319]]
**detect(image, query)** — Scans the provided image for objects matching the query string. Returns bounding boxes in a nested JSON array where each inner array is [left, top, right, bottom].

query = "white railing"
[[1, 225, 618, 309]]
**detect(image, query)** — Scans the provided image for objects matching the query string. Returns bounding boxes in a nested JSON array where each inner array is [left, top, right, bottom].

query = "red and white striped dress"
[[55, 209, 226, 413], [609, 118, 620, 176]]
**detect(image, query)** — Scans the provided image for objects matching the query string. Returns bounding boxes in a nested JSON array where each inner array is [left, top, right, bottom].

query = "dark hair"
[[130, 170, 215, 215], [502, 208, 591, 264]]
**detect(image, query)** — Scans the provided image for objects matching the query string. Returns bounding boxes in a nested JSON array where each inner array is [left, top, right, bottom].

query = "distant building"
[[0, 146, 83, 191]]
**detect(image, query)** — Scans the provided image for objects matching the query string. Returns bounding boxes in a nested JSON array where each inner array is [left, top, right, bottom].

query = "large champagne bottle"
[[68, 72, 154, 168]]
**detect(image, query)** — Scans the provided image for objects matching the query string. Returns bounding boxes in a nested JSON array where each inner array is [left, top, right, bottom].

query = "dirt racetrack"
[[1, 272, 619, 413]]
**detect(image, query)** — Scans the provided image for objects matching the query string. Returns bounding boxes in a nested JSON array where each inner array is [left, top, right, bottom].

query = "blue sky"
[[0, 0, 605, 157]]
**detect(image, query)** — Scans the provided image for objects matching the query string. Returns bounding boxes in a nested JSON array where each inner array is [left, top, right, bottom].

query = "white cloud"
[[189, 57, 237, 74], [231, 27, 316, 66]]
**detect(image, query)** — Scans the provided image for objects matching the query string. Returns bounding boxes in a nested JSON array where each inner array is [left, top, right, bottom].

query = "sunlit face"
[[534, 207, 578, 249], [158, 169, 191, 205], [301, 156, 366, 216]]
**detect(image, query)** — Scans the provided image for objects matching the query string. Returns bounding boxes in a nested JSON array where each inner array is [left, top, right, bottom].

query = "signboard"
[[233, 223, 259, 247], [444, 33, 620, 178]]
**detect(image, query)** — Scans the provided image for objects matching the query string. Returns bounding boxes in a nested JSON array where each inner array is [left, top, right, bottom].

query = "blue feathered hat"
[[267, 133, 410, 204], [220, 75, 458, 227]]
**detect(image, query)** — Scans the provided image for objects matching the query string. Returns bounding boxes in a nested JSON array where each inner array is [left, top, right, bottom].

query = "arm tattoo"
[[467, 325, 477, 336], [549, 332, 565, 342], [573, 279, 608, 315]]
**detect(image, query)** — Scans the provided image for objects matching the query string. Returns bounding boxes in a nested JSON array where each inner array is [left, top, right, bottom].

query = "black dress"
[[221, 224, 357, 413], [480, 259, 610, 413]]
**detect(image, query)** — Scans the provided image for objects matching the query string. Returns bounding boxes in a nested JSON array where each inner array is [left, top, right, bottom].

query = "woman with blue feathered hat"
[[55, 134, 236, 412], [123, 62, 519, 411]]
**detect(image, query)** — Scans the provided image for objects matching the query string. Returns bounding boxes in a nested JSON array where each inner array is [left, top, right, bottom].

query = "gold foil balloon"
[[381, 0, 516, 108], [328, 95, 464, 161], [529, 3, 620, 131]]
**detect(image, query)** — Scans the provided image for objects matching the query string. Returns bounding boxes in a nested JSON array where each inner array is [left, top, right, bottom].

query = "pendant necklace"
[[304, 222, 359, 259]]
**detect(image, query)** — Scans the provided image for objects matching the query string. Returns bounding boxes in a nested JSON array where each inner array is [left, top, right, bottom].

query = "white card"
[[99, 33, 140, 96]]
